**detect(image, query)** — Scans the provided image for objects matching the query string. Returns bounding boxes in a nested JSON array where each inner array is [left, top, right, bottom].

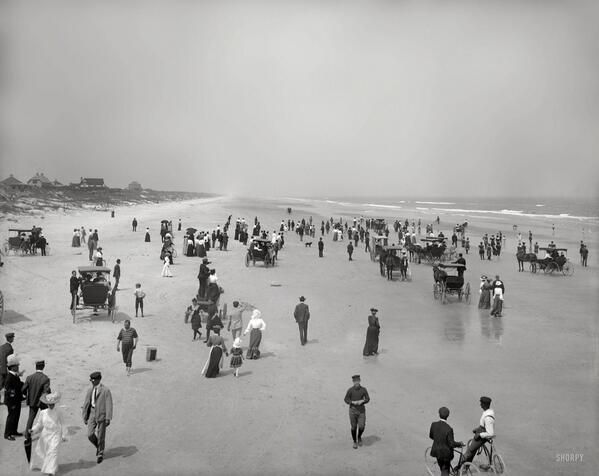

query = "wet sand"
[[0, 196, 597, 476]]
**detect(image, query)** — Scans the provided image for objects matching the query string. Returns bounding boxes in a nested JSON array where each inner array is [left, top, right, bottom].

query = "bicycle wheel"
[[459, 462, 480, 475], [424, 447, 440, 476], [493, 453, 506, 474], [472, 444, 492, 472]]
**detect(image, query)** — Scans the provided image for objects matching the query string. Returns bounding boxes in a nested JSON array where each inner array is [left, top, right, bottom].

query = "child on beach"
[[161, 256, 172, 277], [229, 338, 244, 377], [134, 283, 145, 317], [190, 300, 203, 341]]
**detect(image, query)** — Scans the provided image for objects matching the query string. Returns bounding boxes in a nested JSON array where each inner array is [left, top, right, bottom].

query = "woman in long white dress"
[[29, 392, 67, 476], [161, 255, 172, 277]]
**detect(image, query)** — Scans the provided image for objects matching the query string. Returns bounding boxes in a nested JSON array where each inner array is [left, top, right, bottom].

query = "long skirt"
[[363, 326, 379, 356], [71, 236, 80, 247], [478, 290, 491, 309], [186, 244, 195, 256], [491, 296, 503, 316], [246, 328, 262, 359], [203, 346, 224, 378], [145, 232, 151, 242]]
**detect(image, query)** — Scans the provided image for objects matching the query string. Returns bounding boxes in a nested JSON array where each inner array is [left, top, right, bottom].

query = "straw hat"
[[6, 354, 20, 367], [233, 338, 242, 348], [251, 309, 262, 320], [40, 392, 61, 405]]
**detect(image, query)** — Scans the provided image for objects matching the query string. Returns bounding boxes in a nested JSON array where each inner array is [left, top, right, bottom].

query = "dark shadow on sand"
[[361, 435, 381, 447], [66, 425, 82, 436], [130, 367, 151, 375], [1, 310, 32, 325], [259, 352, 276, 359], [60, 459, 97, 474], [307, 339, 320, 344], [105, 445, 138, 459]]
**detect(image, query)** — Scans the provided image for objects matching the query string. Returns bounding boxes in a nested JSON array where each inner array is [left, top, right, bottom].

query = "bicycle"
[[468, 437, 505, 474], [425, 445, 480, 475]]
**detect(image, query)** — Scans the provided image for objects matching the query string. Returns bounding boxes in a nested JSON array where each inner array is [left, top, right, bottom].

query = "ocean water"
[[294, 196, 599, 222]]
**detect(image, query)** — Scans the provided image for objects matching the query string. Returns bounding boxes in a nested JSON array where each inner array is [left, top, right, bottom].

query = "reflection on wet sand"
[[479, 314, 504, 343]]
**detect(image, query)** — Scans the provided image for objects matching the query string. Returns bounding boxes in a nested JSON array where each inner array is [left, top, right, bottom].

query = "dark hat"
[[370, 308, 378, 313], [480, 396, 492, 405], [352, 374, 361, 381], [35, 360, 45, 366], [89, 371, 102, 380], [5, 332, 15, 339], [299, 296, 305, 301], [203, 258, 211, 263]]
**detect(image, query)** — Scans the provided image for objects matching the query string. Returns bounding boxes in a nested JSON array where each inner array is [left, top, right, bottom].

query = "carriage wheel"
[[245, 253, 250, 267], [544, 263, 555, 274], [441, 285, 447, 304], [562, 263, 574, 276], [71, 308, 76, 324], [492, 453, 506, 474], [433, 283, 440, 300], [464, 283, 471, 303]]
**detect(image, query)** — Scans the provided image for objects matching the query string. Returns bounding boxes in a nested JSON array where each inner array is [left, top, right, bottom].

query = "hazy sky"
[[1, 0, 598, 198]]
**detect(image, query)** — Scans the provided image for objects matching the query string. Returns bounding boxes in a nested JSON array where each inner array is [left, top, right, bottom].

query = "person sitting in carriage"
[[453, 254, 467, 277], [556, 252, 567, 268]]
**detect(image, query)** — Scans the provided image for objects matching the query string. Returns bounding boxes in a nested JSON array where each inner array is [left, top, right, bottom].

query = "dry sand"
[[0, 196, 597, 476]]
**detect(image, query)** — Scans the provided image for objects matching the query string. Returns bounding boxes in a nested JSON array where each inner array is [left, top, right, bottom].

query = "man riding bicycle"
[[458, 396, 495, 470]]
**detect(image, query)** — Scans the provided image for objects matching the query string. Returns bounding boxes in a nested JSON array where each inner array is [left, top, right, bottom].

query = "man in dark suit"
[[4, 355, 25, 440], [318, 238, 324, 257], [82, 371, 113, 464], [23, 360, 51, 438], [197, 258, 211, 299], [429, 406, 464, 476], [293, 296, 310, 345], [0, 332, 15, 390]]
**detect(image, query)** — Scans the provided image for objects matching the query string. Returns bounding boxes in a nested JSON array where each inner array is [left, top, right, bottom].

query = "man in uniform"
[[4, 355, 25, 440], [293, 296, 310, 346], [0, 332, 15, 390], [82, 371, 113, 464], [344, 375, 370, 449]]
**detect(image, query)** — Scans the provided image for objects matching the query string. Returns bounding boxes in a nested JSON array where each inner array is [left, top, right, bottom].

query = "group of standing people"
[[478, 275, 505, 317]]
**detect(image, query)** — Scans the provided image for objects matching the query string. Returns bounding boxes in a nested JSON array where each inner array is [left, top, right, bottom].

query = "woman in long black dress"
[[202, 327, 228, 378], [363, 308, 380, 356]]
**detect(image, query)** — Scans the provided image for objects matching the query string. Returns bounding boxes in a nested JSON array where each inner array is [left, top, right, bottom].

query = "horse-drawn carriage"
[[246, 238, 276, 267], [433, 263, 471, 304], [380, 245, 411, 281], [369, 235, 388, 262], [72, 266, 114, 323], [517, 247, 573, 275], [535, 248, 573, 275], [409, 237, 449, 264], [4, 228, 48, 255]]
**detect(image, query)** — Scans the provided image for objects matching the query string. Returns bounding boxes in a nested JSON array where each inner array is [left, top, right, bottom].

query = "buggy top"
[[250, 238, 273, 245], [437, 263, 466, 270], [421, 236, 446, 243], [539, 247, 567, 252], [9, 228, 42, 233], [382, 245, 405, 252], [78, 266, 111, 275]]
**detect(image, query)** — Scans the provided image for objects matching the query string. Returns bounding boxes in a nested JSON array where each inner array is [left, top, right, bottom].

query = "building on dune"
[[1, 174, 29, 192], [78, 177, 106, 188], [128, 181, 142, 191], [27, 172, 53, 188]]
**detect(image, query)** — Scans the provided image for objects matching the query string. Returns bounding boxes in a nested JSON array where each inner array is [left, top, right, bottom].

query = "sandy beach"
[[0, 195, 597, 476]]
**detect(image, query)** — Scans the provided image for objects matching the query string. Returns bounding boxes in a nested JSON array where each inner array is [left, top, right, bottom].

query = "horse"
[[516, 250, 537, 272]]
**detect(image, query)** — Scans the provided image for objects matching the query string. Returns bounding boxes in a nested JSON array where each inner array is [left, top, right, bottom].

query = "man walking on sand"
[[344, 374, 370, 449], [347, 242, 354, 261], [117, 320, 138, 376], [227, 301, 253, 340], [294, 296, 310, 345], [132, 218, 137, 232], [112, 259, 121, 291], [197, 258, 211, 299], [318, 237, 324, 257], [82, 371, 113, 464]]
